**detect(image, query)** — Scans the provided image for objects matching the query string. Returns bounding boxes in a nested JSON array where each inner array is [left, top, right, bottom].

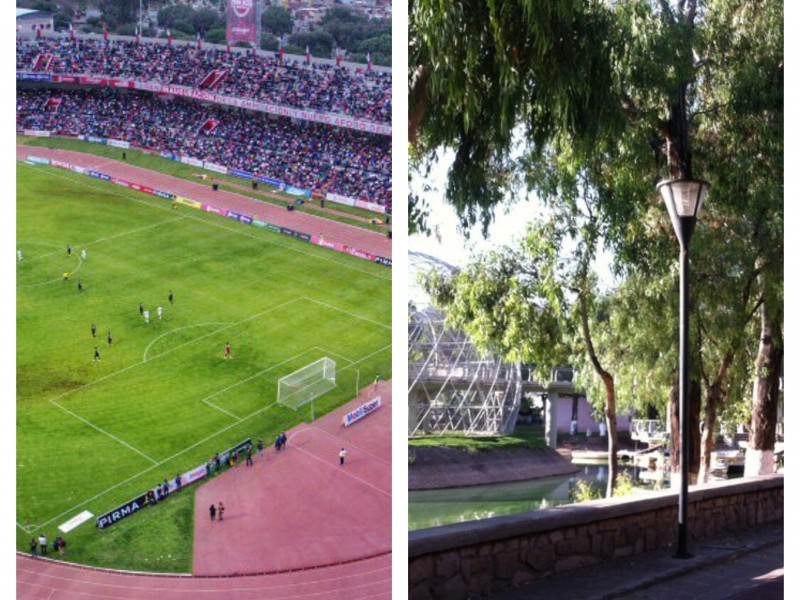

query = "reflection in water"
[[408, 463, 639, 531]]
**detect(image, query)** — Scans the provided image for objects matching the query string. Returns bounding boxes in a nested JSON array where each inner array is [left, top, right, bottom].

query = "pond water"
[[408, 463, 644, 531]]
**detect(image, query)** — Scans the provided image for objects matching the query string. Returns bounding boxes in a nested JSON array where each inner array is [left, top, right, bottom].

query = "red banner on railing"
[[226, 0, 260, 48]]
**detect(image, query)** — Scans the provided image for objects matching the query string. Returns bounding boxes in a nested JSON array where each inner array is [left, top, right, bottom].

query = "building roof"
[[17, 8, 50, 19]]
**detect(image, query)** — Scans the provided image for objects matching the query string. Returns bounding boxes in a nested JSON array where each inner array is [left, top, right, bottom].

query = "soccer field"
[[16, 162, 392, 569]]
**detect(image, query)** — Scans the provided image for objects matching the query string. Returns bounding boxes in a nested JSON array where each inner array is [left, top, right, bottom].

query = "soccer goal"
[[277, 357, 336, 420]]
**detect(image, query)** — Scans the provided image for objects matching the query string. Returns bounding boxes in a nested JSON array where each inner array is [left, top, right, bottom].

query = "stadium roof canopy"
[[17, 8, 41, 18]]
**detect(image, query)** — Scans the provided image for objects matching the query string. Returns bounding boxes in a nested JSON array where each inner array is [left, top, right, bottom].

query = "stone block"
[[433, 574, 468, 600], [554, 554, 599, 573], [409, 583, 434, 600], [409, 556, 434, 585], [435, 552, 459, 579], [527, 546, 555, 572], [645, 528, 657, 551], [494, 552, 520, 580], [613, 544, 633, 559]]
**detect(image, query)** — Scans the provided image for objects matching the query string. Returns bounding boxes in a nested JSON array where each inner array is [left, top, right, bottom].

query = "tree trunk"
[[577, 292, 618, 497], [745, 301, 783, 476], [669, 378, 701, 484], [670, 381, 679, 472], [699, 354, 733, 483], [689, 379, 701, 484]]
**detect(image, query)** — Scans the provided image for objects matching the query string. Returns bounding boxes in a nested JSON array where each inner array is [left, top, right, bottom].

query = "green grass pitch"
[[16, 162, 392, 571]]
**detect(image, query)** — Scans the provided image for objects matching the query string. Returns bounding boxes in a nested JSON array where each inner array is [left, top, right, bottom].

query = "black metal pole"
[[675, 244, 692, 558]]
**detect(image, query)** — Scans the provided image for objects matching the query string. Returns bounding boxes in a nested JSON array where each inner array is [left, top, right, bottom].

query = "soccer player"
[[107, 331, 113, 345], [139, 303, 144, 316], [143, 309, 150, 324], [17, 249, 22, 262], [339, 447, 347, 466], [63, 271, 69, 281], [91, 323, 97, 338], [81, 248, 87, 260], [224, 342, 232, 359], [157, 306, 163, 320], [66, 244, 72, 256], [94, 346, 100, 362], [168, 290, 174, 305], [77, 280, 83, 292]]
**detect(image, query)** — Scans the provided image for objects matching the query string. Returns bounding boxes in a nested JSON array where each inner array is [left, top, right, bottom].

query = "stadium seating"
[[16, 39, 391, 123], [16, 87, 391, 204]]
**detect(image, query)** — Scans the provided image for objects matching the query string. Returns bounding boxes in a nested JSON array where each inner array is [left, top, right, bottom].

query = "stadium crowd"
[[17, 38, 391, 124], [17, 87, 391, 203]]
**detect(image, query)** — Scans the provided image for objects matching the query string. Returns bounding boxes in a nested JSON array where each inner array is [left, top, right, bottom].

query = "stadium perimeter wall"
[[408, 474, 783, 599]]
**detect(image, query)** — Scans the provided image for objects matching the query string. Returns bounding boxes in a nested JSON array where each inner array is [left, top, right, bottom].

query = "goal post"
[[277, 357, 336, 420]]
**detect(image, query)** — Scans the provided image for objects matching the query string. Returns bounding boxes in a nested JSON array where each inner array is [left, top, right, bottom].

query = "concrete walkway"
[[490, 520, 783, 600]]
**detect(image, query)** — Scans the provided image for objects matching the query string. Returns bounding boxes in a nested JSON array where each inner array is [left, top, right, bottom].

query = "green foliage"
[[289, 30, 335, 57], [98, 0, 139, 29], [612, 471, 637, 498], [322, 6, 391, 53], [570, 479, 603, 503], [262, 5, 293, 36], [157, 4, 197, 36]]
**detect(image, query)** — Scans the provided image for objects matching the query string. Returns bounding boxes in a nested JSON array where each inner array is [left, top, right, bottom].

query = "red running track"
[[16, 146, 392, 259], [16, 381, 392, 599]]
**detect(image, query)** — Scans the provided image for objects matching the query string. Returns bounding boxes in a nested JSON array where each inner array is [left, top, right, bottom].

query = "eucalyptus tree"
[[410, 0, 783, 474]]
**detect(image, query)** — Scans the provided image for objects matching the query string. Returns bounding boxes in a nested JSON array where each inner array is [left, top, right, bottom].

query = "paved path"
[[490, 519, 783, 600]]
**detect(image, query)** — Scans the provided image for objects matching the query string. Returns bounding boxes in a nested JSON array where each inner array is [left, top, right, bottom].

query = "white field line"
[[288, 436, 391, 499], [17, 219, 185, 289], [26, 163, 391, 282], [312, 346, 355, 365], [302, 296, 391, 330], [21, 344, 388, 532], [142, 322, 231, 362], [33, 300, 301, 474], [296, 426, 391, 467], [49, 399, 158, 465], [338, 344, 392, 371], [143, 297, 301, 362], [199, 348, 319, 420]]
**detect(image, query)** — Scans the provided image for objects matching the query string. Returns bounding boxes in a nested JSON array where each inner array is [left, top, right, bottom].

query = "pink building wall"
[[555, 396, 630, 434]]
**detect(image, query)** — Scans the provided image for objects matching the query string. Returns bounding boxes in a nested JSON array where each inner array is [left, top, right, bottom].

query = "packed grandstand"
[[16, 36, 392, 207]]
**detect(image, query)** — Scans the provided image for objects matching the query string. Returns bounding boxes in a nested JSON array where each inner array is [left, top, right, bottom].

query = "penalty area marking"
[[142, 296, 302, 362], [199, 347, 325, 420], [20, 343, 389, 532], [302, 296, 390, 331], [142, 323, 231, 363]]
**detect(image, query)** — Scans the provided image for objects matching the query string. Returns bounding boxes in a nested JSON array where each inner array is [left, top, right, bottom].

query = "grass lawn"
[[408, 426, 548, 452], [16, 162, 391, 572], [16, 136, 388, 233]]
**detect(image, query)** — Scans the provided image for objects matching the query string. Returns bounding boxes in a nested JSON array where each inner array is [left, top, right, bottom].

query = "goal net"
[[277, 357, 337, 409]]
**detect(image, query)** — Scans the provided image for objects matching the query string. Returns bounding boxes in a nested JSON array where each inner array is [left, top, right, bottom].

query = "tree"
[[289, 31, 335, 57], [262, 5, 292, 36], [192, 7, 224, 36], [424, 217, 631, 496], [98, 0, 139, 30], [411, 0, 783, 478], [158, 4, 196, 36]]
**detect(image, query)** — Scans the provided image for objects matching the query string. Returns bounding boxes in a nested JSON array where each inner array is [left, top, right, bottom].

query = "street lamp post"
[[657, 178, 710, 559]]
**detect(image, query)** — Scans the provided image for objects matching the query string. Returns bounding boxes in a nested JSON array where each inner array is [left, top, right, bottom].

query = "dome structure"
[[408, 252, 522, 437]]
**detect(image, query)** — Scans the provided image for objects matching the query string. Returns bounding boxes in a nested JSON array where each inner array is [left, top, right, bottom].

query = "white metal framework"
[[408, 305, 523, 437]]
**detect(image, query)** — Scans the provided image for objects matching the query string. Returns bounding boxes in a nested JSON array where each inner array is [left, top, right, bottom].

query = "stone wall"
[[408, 474, 783, 599]]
